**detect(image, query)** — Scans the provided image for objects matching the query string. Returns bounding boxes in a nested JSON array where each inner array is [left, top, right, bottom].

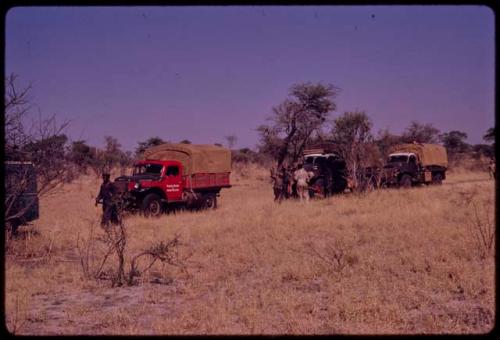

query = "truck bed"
[[184, 172, 231, 190]]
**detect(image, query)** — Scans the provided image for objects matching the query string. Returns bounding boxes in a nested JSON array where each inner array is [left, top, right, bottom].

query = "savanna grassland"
[[4, 164, 495, 335]]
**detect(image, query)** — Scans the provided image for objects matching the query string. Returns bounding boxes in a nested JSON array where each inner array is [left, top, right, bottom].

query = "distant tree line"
[[5, 74, 495, 186]]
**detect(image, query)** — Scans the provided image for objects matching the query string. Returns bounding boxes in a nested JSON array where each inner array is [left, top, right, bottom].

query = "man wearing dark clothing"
[[282, 167, 291, 199], [271, 166, 284, 202], [95, 173, 119, 227]]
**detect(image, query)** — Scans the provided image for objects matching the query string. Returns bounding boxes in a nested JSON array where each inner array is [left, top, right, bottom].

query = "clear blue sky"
[[6, 5, 495, 152]]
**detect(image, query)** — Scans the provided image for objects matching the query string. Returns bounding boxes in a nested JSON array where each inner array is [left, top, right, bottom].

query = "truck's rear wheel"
[[203, 193, 217, 209], [332, 176, 348, 194], [399, 174, 412, 188], [432, 173, 443, 185], [142, 194, 163, 217]]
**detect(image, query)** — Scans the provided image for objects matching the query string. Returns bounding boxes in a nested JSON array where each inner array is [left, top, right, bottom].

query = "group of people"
[[270, 163, 315, 203]]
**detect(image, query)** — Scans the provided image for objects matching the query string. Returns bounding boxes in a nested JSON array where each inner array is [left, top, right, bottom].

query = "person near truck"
[[281, 165, 292, 199], [270, 166, 285, 202], [488, 158, 496, 179], [289, 163, 299, 198], [95, 173, 119, 227], [294, 163, 313, 202]]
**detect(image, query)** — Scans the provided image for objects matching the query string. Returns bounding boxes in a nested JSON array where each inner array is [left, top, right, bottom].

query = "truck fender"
[[139, 188, 167, 202]]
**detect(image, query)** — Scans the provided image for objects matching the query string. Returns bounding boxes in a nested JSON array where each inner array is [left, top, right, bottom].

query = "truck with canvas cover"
[[302, 143, 348, 197], [380, 143, 448, 188], [113, 143, 231, 216]]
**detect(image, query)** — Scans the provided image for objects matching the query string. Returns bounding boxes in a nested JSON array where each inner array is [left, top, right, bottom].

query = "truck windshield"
[[388, 155, 408, 163], [133, 164, 163, 175], [305, 157, 315, 164]]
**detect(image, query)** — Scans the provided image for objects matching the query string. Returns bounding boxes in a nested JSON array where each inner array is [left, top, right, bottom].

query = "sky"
[[5, 5, 495, 152]]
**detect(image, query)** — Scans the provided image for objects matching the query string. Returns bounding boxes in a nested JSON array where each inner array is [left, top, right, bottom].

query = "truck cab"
[[303, 151, 348, 197], [114, 160, 187, 216], [130, 160, 184, 202], [382, 152, 420, 187], [385, 152, 420, 174]]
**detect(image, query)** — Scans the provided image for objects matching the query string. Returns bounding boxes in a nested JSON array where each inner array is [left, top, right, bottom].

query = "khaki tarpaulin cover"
[[143, 143, 232, 175], [389, 143, 448, 168]]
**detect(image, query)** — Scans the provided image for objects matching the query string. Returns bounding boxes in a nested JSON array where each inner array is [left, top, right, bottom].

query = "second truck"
[[379, 143, 448, 188]]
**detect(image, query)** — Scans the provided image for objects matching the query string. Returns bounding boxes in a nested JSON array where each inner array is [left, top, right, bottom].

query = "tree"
[[331, 111, 381, 189], [23, 133, 71, 185], [331, 111, 372, 150], [5, 74, 31, 161], [401, 121, 441, 144], [69, 140, 93, 172], [375, 128, 403, 158], [483, 127, 495, 143], [101, 136, 132, 174], [225, 135, 237, 149], [483, 127, 495, 155], [135, 136, 166, 158], [179, 139, 192, 144], [440, 130, 469, 154], [257, 82, 338, 169], [472, 144, 494, 159], [4, 74, 74, 229]]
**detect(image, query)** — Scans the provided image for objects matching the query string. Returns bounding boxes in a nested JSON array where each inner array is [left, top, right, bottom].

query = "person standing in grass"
[[488, 158, 496, 179], [282, 165, 291, 199], [95, 173, 118, 227], [294, 163, 312, 202], [271, 166, 284, 202]]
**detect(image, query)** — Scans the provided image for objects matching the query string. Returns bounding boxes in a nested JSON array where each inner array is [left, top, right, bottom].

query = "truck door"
[[408, 155, 418, 175], [164, 165, 183, 201]]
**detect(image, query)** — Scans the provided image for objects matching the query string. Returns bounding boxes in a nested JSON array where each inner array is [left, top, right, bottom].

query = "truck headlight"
[[134, 182, 140, 190]]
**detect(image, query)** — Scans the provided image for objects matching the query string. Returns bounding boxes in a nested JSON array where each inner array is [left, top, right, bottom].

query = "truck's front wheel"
[[310, 178, 325, 198], [399, 174, 412, 188], [142, 193, 163, 217]]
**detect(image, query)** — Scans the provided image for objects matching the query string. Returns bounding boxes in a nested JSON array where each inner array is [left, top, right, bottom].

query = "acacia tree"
[[375, 128, 403, 158], [483, 127, 495, 154], [69, 140, 94, 173], [483, 127, 495, 143], [402, 121, 441, 144], [440, 130, 469, 155], [257, 82, 338, 169], [135, 136, 166, 158], [331, 111, 380, 190], [102, 136, 132, 175]]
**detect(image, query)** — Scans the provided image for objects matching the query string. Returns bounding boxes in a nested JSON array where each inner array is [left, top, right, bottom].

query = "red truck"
[[113, 143, 231, 216]]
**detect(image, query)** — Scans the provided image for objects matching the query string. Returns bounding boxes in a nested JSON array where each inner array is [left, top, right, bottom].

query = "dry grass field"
[[4, 164, 495, 335]]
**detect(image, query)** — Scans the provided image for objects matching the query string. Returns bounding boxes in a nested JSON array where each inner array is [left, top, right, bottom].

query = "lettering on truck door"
[[164, 165, 183, 201]]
